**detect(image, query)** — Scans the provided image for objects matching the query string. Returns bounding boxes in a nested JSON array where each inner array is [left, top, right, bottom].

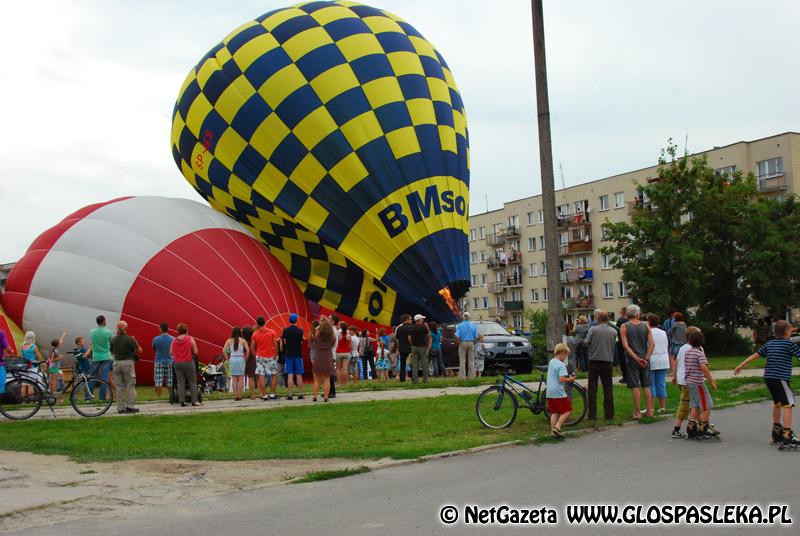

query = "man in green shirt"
[[111, 321, 141, 414], [88, 315, 114, 400]]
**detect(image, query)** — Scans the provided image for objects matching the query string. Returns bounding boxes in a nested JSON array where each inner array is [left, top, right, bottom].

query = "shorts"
[[348, 356, 359, 374], [475, 354, 485, 372], [335, 352, 350, 363], [255, 357, 278, 376], [0, 366, 5, 394], [687, 382, 713, 410], [765, 378, 795, 407], [676, 385, 690, 420], [48, 366, 61, 374], [154, 361, 173, 386], [547, 396, 573, 414], [285, 356, 304, 376], [669, 343, 683, 356], [625, 358, 650, 388]]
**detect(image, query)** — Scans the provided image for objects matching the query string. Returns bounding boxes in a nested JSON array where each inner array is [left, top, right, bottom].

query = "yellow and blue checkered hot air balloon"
[[171, 0, 470, 325]]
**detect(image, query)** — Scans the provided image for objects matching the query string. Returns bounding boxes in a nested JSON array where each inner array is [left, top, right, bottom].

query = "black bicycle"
[[0, 359, 114, 420], [476, 364, 587, 429]]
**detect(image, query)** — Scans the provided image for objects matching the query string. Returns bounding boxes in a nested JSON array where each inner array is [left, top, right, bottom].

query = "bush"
[[692, 322, 753, 356], [525, 309, 549, 365]]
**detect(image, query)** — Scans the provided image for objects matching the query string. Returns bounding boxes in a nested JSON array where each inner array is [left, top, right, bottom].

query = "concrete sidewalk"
[[12, 367, 794, 421]]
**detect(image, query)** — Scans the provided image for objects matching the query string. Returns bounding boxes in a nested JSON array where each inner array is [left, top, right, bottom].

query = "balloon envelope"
[[171, 0, 470, 323]]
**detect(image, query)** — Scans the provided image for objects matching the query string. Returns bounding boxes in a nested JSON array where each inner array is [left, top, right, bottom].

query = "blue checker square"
[[376, 32, 415, 54], [271, 133, 308, 177], [449, 89, 464, 111], [199, 111, 229, 151], [349, 4, 386, 18], [275, 85, 323, 129], [196, 176, 215, 198], [197, 43, 224, 71], [397, 74, 431, 100], [433, 101, 455, 127], [244, 47, 293, 88], [260, 231, 284, 249], [373, 101, 412, 134], [271, 14, 321, 44], [232, 96, 272, 140], [289, 254, 312, 281], [233, 197, 258, 218], [207, 159, 232, 191], [176, 79, 201, 119], [226, 24, 269, 54], [414, 124, 441, 153], [325, 87, 371, 125], [297, 1, 331, 14], [304, 242, 328, 261], [323, 17, 371, 41], [251, 190, 275, 212], [275, 182, 308, 219], [201, 69, 230, 105], [355, 137, 396, 177], [396, 153, 429, 185], [296, 43, 348, 81], [271, 221, 299, 240], [177, 127, 197, 163], [233, 145, 268, 184], [420, 56, 445, 80], [221, 59, 243, 81], [326, 263, 349, 291], [304, 283, 325, 303], [349, 54, 394, 85], [310, 130, 353, 169], [255, 8, 282, 24], [434, 49, 450, 69], [397, 21, 423, 38], [171, 145, 183, 169]]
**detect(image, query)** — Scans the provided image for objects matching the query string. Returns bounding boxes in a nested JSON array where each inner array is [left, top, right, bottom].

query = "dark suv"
[[441, 321, 533, 374]]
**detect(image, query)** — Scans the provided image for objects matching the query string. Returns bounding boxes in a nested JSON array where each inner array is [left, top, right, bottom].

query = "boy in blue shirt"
[[547, 343, 576, 440], [735, 319, 800, 449]]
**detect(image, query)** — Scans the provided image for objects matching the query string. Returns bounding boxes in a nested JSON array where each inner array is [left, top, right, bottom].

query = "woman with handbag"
[[171, 323, 200, 407]]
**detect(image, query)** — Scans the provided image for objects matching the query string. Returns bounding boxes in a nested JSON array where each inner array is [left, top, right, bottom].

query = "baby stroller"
[[168, 356, 204, 404], [199, 355, 227, 395]]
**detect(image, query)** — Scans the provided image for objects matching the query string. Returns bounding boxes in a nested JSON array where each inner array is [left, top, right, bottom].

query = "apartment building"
[[464, 131, 800, 330]]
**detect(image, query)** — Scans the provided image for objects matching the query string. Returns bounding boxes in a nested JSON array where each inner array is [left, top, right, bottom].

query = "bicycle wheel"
[[0, 378, 44, 420], [476, 386, 518, 429], [540, 383, 588, 426], [70, 378, 114, 417]]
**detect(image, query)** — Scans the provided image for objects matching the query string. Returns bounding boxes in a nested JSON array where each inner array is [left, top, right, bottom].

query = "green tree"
[[524, 308, 549, 364]]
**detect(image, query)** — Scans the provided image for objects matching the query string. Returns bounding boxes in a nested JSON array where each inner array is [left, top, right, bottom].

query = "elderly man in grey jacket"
[[585, 309, 617, 420]]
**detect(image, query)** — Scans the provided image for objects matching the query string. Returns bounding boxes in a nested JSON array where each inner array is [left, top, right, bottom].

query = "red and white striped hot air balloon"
[[2, 196, 311, 384]]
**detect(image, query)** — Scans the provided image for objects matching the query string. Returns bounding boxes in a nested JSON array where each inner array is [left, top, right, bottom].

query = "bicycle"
[[0, 359, 114, 420], [476, 364, 587, 429]]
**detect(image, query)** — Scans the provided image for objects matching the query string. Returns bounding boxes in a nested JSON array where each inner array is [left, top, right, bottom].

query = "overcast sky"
[[1, 0, 798, 262]]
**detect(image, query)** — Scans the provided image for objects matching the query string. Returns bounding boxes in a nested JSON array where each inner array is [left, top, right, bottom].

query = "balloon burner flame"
[[438, 287, 460, 316]]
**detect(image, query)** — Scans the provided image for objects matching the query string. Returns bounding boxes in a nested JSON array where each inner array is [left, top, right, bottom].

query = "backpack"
[[362, 339, 374, 358]]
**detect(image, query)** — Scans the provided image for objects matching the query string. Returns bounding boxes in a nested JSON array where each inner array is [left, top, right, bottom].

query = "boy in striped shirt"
[[735, 320, 800, 449], [684, 330, 719, 439]]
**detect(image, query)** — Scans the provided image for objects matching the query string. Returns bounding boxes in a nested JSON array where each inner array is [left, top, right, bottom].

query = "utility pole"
[[531, 0, 563, 354]]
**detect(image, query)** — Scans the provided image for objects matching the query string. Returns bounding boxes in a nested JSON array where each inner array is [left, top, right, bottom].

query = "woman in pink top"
[[170, 323, 200, 406]]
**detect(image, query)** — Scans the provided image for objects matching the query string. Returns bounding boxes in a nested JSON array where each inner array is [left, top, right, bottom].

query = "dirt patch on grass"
[[0, 450, 388, 533], [730, 383, 764, 396]]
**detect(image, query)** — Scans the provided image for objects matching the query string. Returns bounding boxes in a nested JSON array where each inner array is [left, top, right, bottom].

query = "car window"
[[476, 323, 508, 336]]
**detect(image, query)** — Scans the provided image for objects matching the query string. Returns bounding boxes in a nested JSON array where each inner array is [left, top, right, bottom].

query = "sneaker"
[[771, 426, 784, 444], [671, 429, 686, 439], [124, 407, 140, 414], [297, 394, 305, 400], [269, 394, 278, 400], [552, 428, 566, 440], [286, 395, 294, 401], [779, 436, 800, 450], [706, 424, 720, 436], [260, 395, 270, 400]]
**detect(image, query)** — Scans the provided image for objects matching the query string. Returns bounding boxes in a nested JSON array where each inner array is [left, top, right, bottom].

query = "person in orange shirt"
[[251, 316, 280, 400]]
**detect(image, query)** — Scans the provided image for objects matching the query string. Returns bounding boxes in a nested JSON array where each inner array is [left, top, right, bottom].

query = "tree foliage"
[[601, 142, 800, 334]]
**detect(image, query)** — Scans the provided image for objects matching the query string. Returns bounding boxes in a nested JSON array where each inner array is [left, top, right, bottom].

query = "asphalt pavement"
[[10, 400, 799, 536]]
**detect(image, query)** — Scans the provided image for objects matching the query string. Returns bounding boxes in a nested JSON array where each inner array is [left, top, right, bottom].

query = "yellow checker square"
[[215, 46, 232, 65], [171, 114, 186, 140], [232, 33, 279, 71], [211, 186, 235, 212], [223, 21, 259, 46], [387, 51, 424, 77], [335, 33, 383, 62], [215, 75, 257, 123], [250, 113, 290, 158], [308, 259, 330, 286], [196, 60, 220, 88], [293, 106, 338, 150], [310, 63, 359, 104], [321, 289, 343, 308], [181, 164, 197, 189], [406, 98, 436, 126], [283, 26, 334, 62], [427, 77, 452, 104], [362, 77, 404, 109], [261, 7, 307, 31], [438, 125, 457, 153], [386, 126, 422, 159], [258, 63, 308, 109], [269, 247, 292, 269], [297, 198, 329, 233], [290, 153, 327, 193], [409, 36, 437, 59], [442, 66, 456, 88], [227, 175, 254, 203], [176, 72, 197, 107], [330, 152, 369, 191], [309, 5, 357, 25], [340, 111, 382, 150], [185, 93, 213, 137], [362, 15, 403, 34], [213, 128, 248, 170], [453, 109, 467, 137], [295, 228, 321, 244], [253, 162, 290, 202], [282, 238, 308, 257]]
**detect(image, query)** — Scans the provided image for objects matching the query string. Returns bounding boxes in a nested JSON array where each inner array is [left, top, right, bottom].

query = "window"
[[470, 251, 478, 264], [602, 282, 614, 298], [496, 296, 504, 308], [539, 236, 545, 249], [600, 224, 610, 241], [542, 288, 548, 302], [508, 215, 519, 229], [481, 273, 488, 285], [511, 289, 522, 301], [470, 229, 477, 241], [561, 286, 573, 299], [496, 272, 504, 283], [574, 200, 589, 214], [598, 195, 609, 211], [540, 261, 547, 275], [602, 254, 611, 269], [493, 223, 504, 234], [756, 158, 782, 178], [527, 212, 535, 226], [559, 231, 569, 245], [578, 284, 591, 297], [538, 210, 544, 223], [529, 263, 537, 277], [471, 274, 478, 286], [473, 297, 479, 310], [479, 250, 486, 262], [557, 204, 569, 217], [482, 297, 489, 309], [479, 227, 486, 239], [531, 288, 540, 302], [715, 165, 736, 179], [528, 237, 536, 251], [512, 315, 523, 328], [577, 256, 591, 268], [618, 281, 628, 297], [613, 192, 625, 209]]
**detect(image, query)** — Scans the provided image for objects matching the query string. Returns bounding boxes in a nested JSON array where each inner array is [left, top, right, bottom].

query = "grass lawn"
[[0, 377, 775, 464]]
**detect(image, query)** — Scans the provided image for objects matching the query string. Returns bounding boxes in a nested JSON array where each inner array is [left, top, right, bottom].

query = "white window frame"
[[531, 288, 539, 302], [538, 210, 544, 224], [613, 192, 624, 209], [528, 237, 536, 251], [479, 227, 486, 239], [756, 157, 783, 178], [618, 281, 628, 297], [540, 261, 547, 276], [539, 236, 545, 249], [529, 263, 537, 277], [598, 195, 609, 211], [473, 297, 479, 310], [602, 282, 614, 298], [482, 297, 489, 309], [527, 212, 535, 226], [470, 229, 477, 241], [470, 251, 478, 264], [481, 273, 488, 286], [471, 274, 478, 286], [602, 254, 611, 269], [542, 288, 548, 302], [479, 250, 486, 262]]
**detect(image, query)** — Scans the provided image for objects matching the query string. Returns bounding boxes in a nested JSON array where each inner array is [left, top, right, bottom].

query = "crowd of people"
[[546, 304, 799, 448]]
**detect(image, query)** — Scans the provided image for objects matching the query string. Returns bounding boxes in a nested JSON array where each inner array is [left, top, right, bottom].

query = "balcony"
[[559, 268, 594, 283], [489, 282, 505, 293], [486, 233, 505, 246], [505, 225, 520, 238], [505, 300, 524, 313], [489, 306, 505, 317], [558, 240, 593, 256], [757, 173, 787, 192], [562, 295, 594, 310], [556, 212, 591, 228], [487, 251, 523, 269]]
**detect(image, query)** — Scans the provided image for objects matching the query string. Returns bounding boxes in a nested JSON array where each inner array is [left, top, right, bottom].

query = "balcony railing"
[[505, 225, 520, 238], [489, 282, 505, 293], [559, 268, 594, 283], [562, 295, 594, 310], [505, 300, 524, 313], [757, 173, 787, 192], [556, 212, 591, 228], [558, 240, 593, 256], [486, 233, 505, 246], [489, 306, 505, 317], [487, 252, 523, 269]]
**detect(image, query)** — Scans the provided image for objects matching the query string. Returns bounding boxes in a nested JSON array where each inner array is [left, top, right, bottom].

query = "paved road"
[[13, 400, 798, 536]]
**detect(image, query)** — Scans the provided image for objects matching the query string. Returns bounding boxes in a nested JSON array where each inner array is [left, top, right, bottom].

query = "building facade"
[[464, 132, 799, 330]]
